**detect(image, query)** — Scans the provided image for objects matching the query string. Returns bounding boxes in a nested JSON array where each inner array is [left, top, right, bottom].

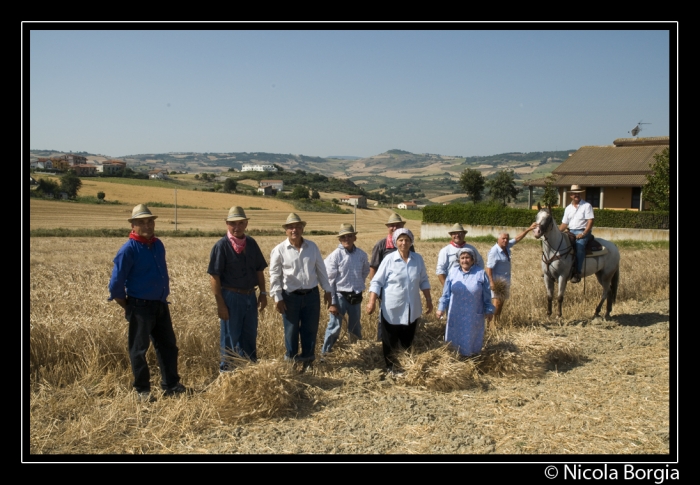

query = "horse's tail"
[[610, 267, 620, 305]]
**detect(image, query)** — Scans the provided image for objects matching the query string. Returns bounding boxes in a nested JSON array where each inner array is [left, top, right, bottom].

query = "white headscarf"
[[392, 228, 414, 247]]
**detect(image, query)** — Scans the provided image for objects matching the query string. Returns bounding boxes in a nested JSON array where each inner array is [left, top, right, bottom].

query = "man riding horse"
[[559, 185, 594, 283]]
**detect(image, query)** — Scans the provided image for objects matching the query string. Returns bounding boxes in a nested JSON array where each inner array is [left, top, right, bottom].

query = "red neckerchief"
[[129, 231, 158, 244], [386, 234, 395, 249], [450, 241, 465, 248], [227, 232, 247, 254]]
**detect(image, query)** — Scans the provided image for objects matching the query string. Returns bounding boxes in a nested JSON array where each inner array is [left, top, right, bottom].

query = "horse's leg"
[[544, 275, 555, 317], [594, 271, 610, 319], [605, 268, 620, 320], [557, 276, 567, 318]]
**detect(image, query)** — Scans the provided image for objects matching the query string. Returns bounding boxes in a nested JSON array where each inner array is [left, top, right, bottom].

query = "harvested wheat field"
[[27, 220, 672, 456]]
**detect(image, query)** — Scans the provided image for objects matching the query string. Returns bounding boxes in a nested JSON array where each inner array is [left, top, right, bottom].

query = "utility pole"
[[174, 189, 178, 231]]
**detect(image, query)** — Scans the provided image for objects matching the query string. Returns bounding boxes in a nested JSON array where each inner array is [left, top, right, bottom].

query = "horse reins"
[[537, 214, 574, 281]]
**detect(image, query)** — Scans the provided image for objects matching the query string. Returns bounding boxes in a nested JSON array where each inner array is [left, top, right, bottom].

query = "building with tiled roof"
[[523, 136, 669, 210]]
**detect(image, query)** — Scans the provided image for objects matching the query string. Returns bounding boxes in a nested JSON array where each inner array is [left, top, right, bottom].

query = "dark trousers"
[[380, 312, 418, 368], [281, 287, 321, 362], [126, 298, 180, 392]]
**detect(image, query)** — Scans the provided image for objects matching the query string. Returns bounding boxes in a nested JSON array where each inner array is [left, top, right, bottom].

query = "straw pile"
[[208, 359, 306, 424], [478, 330, 584, 378], [398, 346, 481, 391]]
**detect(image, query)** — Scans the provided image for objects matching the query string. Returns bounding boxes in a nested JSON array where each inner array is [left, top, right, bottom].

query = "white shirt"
[[562, 200, 594, 231], [370, 251, 431, 326], [269, 238, 332, 303]]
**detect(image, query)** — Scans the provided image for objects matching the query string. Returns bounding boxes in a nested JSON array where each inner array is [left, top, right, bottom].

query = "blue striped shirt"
[[325, 244, 370, 306]]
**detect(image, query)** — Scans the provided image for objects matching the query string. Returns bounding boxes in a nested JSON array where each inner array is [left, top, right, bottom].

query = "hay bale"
[[209, 360, 305, 423], [398, 346, 480, 392]]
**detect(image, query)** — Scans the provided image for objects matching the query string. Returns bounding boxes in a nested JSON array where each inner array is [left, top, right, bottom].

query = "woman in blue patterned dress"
[[436, 247, 495, 357]]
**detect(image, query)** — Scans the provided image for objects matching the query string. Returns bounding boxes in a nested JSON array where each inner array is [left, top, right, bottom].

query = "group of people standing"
[[108, 202, 559, 400]]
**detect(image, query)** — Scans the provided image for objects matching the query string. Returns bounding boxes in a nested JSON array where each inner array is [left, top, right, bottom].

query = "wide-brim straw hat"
[[385, 213, 405, 226], [128, 204, 158, 222], [338, 223, 358, 237], [569, 185, 586, 193], [283, 212, 307, 229], [225, 206, 249, 222], [448, 223, 467, 234]]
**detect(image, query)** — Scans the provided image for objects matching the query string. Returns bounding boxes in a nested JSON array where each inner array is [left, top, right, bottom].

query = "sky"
[[26, 25, 675, 159]]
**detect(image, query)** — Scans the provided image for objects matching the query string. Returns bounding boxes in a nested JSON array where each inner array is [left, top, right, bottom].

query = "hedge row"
[[422, 204, 670, 229]]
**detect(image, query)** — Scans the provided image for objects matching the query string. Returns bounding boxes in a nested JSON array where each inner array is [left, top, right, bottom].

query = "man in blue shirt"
[[109, 204, 187, 402], [485, 224, 536, 325]]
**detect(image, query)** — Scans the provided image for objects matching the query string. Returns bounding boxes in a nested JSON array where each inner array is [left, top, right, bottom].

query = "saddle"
[[565, 232, 606, 257]]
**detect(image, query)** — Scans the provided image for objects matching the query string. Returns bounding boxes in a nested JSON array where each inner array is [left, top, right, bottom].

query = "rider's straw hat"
[[568, 185, 586, 194]]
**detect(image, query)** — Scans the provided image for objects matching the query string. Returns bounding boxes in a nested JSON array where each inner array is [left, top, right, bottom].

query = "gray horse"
[[532, 205, 621, 320]]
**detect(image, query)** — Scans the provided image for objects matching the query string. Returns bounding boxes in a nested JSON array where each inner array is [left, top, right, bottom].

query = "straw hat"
[[338, 223, 358, 237], [568, 185, 586, 193], [283, 213, 307, 229], [128, 204, 158, 222], [225, 206, 249, 222], [447, 223, 467, 234], [385, 213, 405, 226]]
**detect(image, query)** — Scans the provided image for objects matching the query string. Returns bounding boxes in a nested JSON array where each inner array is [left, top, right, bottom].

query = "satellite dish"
[[628, 120, 651, 137]]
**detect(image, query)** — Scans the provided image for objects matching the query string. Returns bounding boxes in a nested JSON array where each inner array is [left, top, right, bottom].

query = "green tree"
[[642, 148, 670, 211], [311, 189, 320, 200], [291, 186, 309, 199], [223, 178, 237, 193], [459, 168, 485, 203], [37, 178, 60, 197], [97, 191, 106, 202], [540, 175, 559, 208], [486, 169, 520, 206], [60, 170, 82, 199]]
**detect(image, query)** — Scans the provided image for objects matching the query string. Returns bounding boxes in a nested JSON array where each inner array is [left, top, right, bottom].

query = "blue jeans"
[[321, 294, 362, 354], [220, 289, 258, 370], [126, 298, 180, 393], [570, 229, 592, 274], [281, 287, 321, 362]]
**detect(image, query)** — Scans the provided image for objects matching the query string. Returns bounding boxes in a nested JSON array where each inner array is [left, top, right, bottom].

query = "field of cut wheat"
[[27, 203, 672, 456]]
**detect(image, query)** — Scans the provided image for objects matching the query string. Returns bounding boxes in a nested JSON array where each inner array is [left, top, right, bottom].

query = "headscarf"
[[392, 228, 414, 247], [456, 246, 476, 261]]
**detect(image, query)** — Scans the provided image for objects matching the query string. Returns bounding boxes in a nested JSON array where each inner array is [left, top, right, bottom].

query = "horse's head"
[[532, 204, 554, 239]]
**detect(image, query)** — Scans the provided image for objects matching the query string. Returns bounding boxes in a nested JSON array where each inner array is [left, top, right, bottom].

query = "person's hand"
[[324, 292, 332, 308], [529, 222, 538, 230], [436, 310, 444, 319], [258, 294, 267, 312], [329, 305, 339, 316], [576, 233, 584, 240], [366, 300, 375, 315], [425, 300, 433, 314], [114, 298, 127, 309], [276, 300, 287, 315], [217, 302, 229, 321]]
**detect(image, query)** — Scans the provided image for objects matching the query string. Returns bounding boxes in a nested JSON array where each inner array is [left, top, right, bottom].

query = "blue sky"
[[27, 27, 674, 159]]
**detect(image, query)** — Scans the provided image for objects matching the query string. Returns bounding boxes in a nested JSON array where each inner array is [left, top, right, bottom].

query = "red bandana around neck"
[[129, 231, 158, 244], [450, 241, 465, 248], [386, 234, 395, 249], [228, 232, 247, 254]]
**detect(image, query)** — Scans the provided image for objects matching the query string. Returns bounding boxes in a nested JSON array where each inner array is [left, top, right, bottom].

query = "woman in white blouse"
[[366, 228, 432, 375]]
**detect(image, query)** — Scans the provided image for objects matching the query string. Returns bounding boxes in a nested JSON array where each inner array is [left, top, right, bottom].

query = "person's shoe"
[[163, 382, 190, 396], [570, 273, 581, 284], [137, 391, 154, 403]]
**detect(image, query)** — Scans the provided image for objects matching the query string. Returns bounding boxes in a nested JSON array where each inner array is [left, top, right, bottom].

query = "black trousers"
[[126, 298, 180, 392], [380, 312, 418, 368]]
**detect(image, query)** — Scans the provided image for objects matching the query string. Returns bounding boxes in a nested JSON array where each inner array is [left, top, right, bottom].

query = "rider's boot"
[[570, 269, 581, 284]]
